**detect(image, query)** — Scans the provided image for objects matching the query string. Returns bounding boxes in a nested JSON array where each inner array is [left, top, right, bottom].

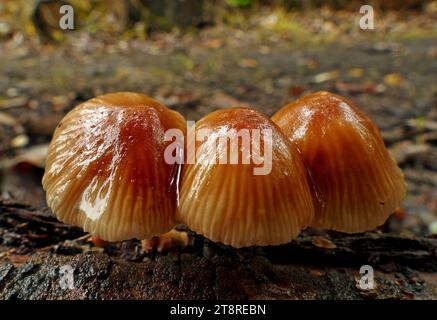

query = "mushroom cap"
[[42, 92, 186, 241], [178, 107, 314, 248], [272, 91, 406, 233]]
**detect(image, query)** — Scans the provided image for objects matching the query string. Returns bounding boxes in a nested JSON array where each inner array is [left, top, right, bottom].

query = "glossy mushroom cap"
[[272, 91, 406, 233], [42, 92, 186, 241], [178, 107, 314, 248]]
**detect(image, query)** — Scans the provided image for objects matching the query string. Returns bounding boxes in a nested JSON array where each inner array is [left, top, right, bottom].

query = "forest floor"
[[0, 8, 436, 299]]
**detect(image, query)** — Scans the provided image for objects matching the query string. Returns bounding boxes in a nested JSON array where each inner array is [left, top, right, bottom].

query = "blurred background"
[[0, 0, 436, 236]]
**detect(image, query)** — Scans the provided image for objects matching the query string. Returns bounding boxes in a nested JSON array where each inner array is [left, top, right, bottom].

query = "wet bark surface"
[[0, 201, 436, 299]]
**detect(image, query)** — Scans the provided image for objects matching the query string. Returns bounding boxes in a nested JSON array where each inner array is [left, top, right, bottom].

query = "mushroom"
[[42, 92, 186, 241], [178, 107, 314, 247], [271, 91, 406, 232]]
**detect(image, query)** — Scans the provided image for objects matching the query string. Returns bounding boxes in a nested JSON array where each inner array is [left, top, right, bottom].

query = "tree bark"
[[0, 200, 436, 299]]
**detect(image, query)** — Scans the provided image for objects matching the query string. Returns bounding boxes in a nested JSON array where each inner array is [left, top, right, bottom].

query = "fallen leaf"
[[429, 221, 437, 235], [334, 81, 377, 95], [383, 73, 405, 86], [0, 111, 21, 129], [348, 68, 364, 78], [206, 91, 246, 108], [259, 46, 271, 55], [0, 144, 48, 170], [10, 134, 29, 148], [306, 58, 319, 70], [203, 38, 222, 49], [0, 96, 28, 110], [406, 118, 437, 131], [51, 95, 70, 111], [28, 100, 39, 109], [26, 114, 65, 137], [389, 140, 430, 164], [12, 144, 48, 168], [313, 70, 339, 83], [239, 58, 258, 68]]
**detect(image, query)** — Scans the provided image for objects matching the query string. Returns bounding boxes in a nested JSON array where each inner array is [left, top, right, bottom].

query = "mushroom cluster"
[[43, 91, 406, 248]]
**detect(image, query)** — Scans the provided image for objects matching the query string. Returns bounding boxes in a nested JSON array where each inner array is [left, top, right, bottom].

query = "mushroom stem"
[[141, 229, 190, 253], [89, 235, 108, 247]]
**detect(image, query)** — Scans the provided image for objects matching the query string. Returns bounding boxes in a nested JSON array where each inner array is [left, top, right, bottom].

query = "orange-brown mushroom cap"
[[178, 107, 314, 248], [42, 92, 186, 241], [272, 91, 406, 233]]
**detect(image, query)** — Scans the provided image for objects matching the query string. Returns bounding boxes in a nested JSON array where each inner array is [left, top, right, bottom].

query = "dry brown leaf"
[[239, 58, 258, 68], [10, 134, 29, 148], [348, 68, 364, 78], [383, 73, 405, 86], [313, 70, 339, 83], [203, 38, 223, 49], [1, 144, 48, 168], [0, 111, 20, 128]]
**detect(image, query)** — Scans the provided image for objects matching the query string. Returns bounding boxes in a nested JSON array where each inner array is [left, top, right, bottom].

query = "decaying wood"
[[0, 200, 436, 299]]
